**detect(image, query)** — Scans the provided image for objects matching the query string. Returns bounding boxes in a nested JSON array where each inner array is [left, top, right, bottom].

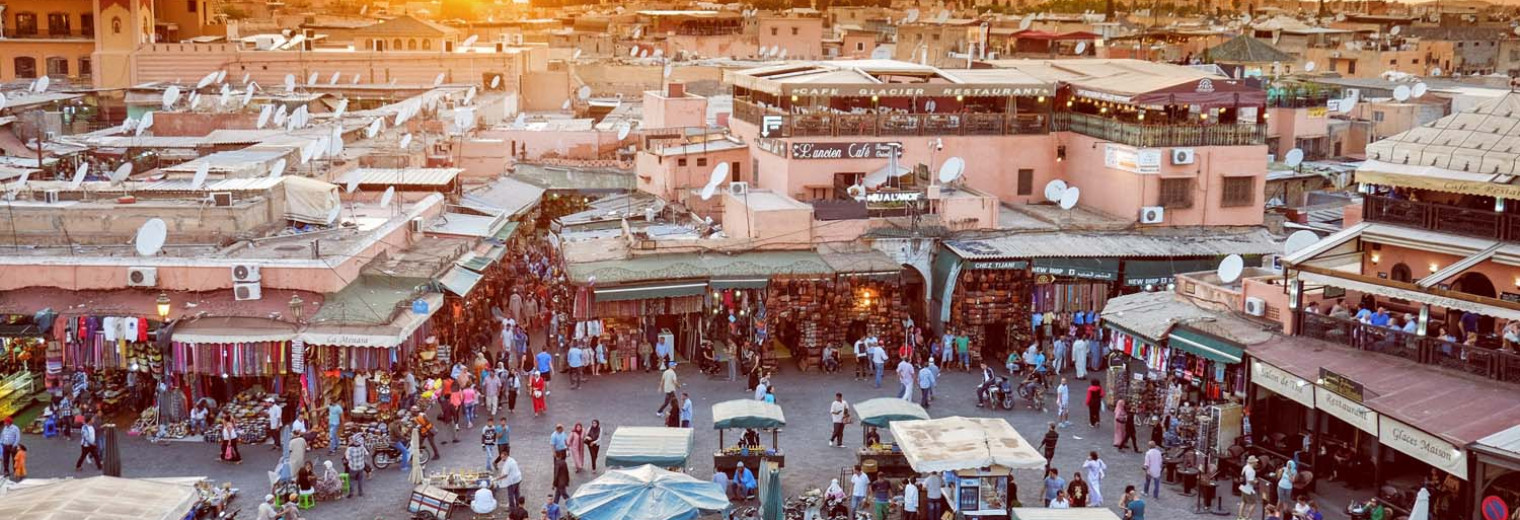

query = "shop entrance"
[[982, 322, 1010, 366]]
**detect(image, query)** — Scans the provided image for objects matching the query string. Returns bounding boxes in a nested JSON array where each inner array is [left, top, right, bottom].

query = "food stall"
[[854, 397, 930, 479], [711, 399, 787, 471], [1007, 508, 1122, 520], [891, 417, 1048, 519], [604, 426, 695, 471]]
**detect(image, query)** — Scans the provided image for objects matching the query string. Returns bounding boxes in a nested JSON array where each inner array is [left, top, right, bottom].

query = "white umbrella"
[[1407, 487, 1430, 520]]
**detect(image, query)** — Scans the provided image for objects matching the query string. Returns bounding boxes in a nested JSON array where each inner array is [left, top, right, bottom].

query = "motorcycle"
[[1018, 379, 1046, 412], [980, 379, 1015, 411], [372, 442, 430, 470]]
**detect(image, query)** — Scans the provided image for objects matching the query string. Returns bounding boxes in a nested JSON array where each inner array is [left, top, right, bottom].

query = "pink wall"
[[756, 18, 825, 60], [1059, 133, 1267, 226], [720, 191, 813, 244], [459, 138, 510, 180], [642, 89, 708, 130], [635, 147, 751, 202], [128, 43, 525, 90], [479, 127, 623, 162], [1266, 107, 1329, 159], [663, 35, 757, 60]]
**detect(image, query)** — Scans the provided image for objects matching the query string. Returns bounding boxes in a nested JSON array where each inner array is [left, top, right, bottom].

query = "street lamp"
[[155, 292, 172, 320], [289, 294, 305, 323]]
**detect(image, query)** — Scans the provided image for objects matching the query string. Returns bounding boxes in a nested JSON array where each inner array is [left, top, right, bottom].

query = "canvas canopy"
[[711, 399, 786, 430], [0, 476, 200, 520], [1008, 507, 1123, 520], [853, 398, 929, 428], [889, 417, 1047, 473], [566, 464, 729, 520], [282, 176, 341, 225], [604, 427, 694, 469]]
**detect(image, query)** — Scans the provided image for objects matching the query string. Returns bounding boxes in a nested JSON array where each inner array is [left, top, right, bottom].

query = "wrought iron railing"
[[1300, 312, 1520, 384]]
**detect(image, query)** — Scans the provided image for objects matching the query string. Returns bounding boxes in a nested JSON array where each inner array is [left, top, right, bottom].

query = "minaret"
[[92, 0, 155, 89]]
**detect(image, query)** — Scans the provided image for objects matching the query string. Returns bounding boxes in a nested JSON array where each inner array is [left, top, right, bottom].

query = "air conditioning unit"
[[410, 217, 426, 233], [211, 192, 233, 207], [233, 282, 263, 301], [1139, 206, 1165, 224], [728, 181, 749, 196], [1245, 297, 1267, 316], [127, 267, 158, 287], [44, 190, 60, 204], [1171, 148, 1196, 165], [230, 264, 261, 283]]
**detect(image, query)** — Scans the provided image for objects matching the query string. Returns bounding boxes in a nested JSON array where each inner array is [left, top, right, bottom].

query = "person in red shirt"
[[1085, 379, 1104, 428]]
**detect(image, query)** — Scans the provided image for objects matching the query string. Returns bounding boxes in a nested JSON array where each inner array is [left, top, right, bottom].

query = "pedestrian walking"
[[1143, 441, 1163, 498], [868, 340, 887, 388], [680, 393, 693, 428], [344, 435, 370, 498], [1085, 379, 1104, 428], [1039, 422, 1058, 469], [1113, 399, 1134, 450], [414, 408, 441, 461], [494, 420, 511, 464], [655, 362, 679, 416], [1067, 470, 1089, 507], [1238, 456, 1261, 520], [903, 477, 919, 520], [1043, 468, 1066, 505], [569, 423, 585, 472], [955, 333, 970, 371], [552, 455, 571, 503], [550, 424, 568, 460], [494, 454, 522, 508], [529, 371, 547, 417], [443, 391, 461, 443], [1, 417, 19, 477], [484, 370, 502, 417], [585, 420, 602, 471], [870, 474, 891, 520], [916, 363, 935, 408], [462, 384, 478, 429], [505, 369, 520, 414], [1124, 485, 1146, 520], [896, 357, 914, 400], [1081, 451, 1107, 506], [828, 393, 849, 448], [482, 419, 500, 471], [849, 465, 870, 516], [74, 417, 101, 471], [853, 337, 868, 381], [218, 417, 241, 464], [1072, 336, 1090, 379], [924, 471, 943, 519], [536, 347, 554, 383], [325, 400, 343, 454], [567, 343, 585, 390], [265, 399, 283, 451], [1055, 378, 1070, 428]]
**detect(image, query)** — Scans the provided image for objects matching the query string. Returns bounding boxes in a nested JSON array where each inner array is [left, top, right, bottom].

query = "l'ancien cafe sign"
[[786, 85, 1053, 98], [791, 142, 900, 160], [1380, 417, 1467, 480]]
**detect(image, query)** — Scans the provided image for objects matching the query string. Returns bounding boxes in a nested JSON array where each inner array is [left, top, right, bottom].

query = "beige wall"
[[518, 70, 570, 113], [720, 191, 813, 244], [756, 17, 824, 60], [1, 196, 280, 245], [1266, 106, 1330, 159], [117, 42, 525, 90]]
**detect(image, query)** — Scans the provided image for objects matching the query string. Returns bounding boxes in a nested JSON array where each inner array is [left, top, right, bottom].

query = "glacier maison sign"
[[790, 142, 900, 160]]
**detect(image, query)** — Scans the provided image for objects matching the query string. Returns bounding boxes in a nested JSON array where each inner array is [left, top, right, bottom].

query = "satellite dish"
[[196, 71, 217, 89], [465, 86, 477, 105], [562, 99, 572, 111], [870, 46, 891, 59], [314, 136, 329, 159], [578, 85, 592, 100], [433, 72, 446, 87], [162, 86, 182, 109], [284, 73, 296, 91], [269, 158, 286, 178], [663, 64, 673, 78], [257, 105, 273, 128], [70, 163, 88, 189], [906, 8, 920, 23], [1058, 187, 1080, 210], [359, 4, 367, 14], [1044, 180, 1068, 202], [573, 49, 583, 59], [1336, 13, 1346, 22], [1393, 84, 1411, 102], [490, 76, 502, 89], [135, 112, 154, 136], [1431, 67, 1443, 76], [937, 9, 949, 22], [616, 124, 630, 141], [334, 99, 349, 118], [34, 76, 50, 92], [846, 183, 866, 201], [134, 219, 168, 257], [218, 89, 231, 107], [1305, 61, 1316, 72], [514, 113, 526, 125], [241, 72, 251, 85], [189, 93, 203, 110], [298, 142, 314, 164], [328, 71, 342, 85], [366, 118, 383, 138], [1390, 25, 1402, 36], [346, 173, 361, 194], [938, 157, 966, 184], [778, 48, 788, 59], [111, 163, 133, 184], [217, 70, 228, 84], [639, 49, 649, 58], [352, 73, 362, 84], [380, 186, 396, 206], [399, 133, 412, 148], [1284, 148, 1305, 167], [191, 162, 210, 190], [326, 205, 342, 225], [329, 127, 344, 155], [629, 46, 639, 57], [1074, 41, 1087, 54], [1019, 17, 1032, 30], [1412, 83, 1428, 98], [1339, 97, 1358, 113], [241, 87, 255, 107], [460, 35, 479, 49], [654, 48, 664, 58], [699, 163, 730, 200], [1217, 254, 1246, 284], [14, 171, 30, 190], [0, 93, 6, 111], [1284, 230, 1319, 257]]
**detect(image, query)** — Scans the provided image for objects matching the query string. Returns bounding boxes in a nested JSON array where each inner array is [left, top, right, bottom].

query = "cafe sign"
[[1252, 361, 1314, 408], [1104, 144, 1162, 174], [1316, 386, 1379, 434], [790, 141, 900, 160], [756, 137, 788, 158], [1380, 416, 1467, 480], [1318, 368, 1365, 402]]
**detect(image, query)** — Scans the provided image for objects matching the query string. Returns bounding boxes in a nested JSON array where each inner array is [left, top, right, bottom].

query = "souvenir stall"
[[1162, 325, 1247, 406], [169, 316, 299, 445], [0, 315, 48, 421], [587, 282, 706, 368], [705, 279, 767, 350], [829, 275, 909, 362], [763, 276, 836, 370], [891, 417, 1048, 518], [53, 313, 168, 422], [945, 265, 1035, 367], [436, 266, 499, 373], [1028, 260, 1113, 338], [711, 399, 787, 471], [853, 398, 930, 479]]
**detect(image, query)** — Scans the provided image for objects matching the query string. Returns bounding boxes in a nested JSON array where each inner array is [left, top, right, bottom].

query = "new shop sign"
[[1380, 417, 1467, 480], [790, 141, 900, 160], [1316, 386, 1379, 434], [1252, 361, 1314, 408], [1104, 144, 1162, 174]]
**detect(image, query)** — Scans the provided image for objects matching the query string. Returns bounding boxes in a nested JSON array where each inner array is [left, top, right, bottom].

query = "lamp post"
[[155, 292, 171, 321], [289, 294, 305, 324]]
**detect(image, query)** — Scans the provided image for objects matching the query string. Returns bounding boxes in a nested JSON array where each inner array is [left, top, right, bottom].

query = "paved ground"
[[15, 363, 1299, 520]]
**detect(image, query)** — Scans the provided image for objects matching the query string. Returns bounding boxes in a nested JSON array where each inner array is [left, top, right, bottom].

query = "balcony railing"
[[1300, 312, 1520, 384], [1364, 194, 1520, 242], [1052, 112, 1266, 148], [733, 100, 1048, 137]]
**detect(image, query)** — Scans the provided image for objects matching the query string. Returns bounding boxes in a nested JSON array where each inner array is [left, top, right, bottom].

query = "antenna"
[[329, 71, 342, 85], [616, 124, 631, 141], [345, 173, 361, 194], [1074, 41, 1087, 55], [938, 157, 965, 184], [400, 133, 413, 149], [380, 186, 396, 207], [1217, 254, 1245, 284], [257, 105, 273, 128], [284, 73, 296, 91], [1412, 83, 1428, 99], [70, 163, 88, 190], [1058, 187, 1081, 210], [334, 99, 349, 119], [460, 35, 479, 50], [699, 163, 730, 200], [1393, 85, 1411, 102], [1305, 61, 1316, 72], [578, 85, 592, 100], [134, 218, 168, 257], [433, 72, 446, 87], [135, 111, 155, 137], [162, 86, 181, 109]]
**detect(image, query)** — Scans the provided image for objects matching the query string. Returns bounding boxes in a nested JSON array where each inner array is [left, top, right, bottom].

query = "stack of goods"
[[203, 389, 272, 444], [949, 270, 1034, 363], [765, 279, 833, 360], [96, 371, 131, 413], [340, 420, 392, 450], [414, 343, 449, 379], [827, 278, 908, 349], [129, 409, 192, 438]]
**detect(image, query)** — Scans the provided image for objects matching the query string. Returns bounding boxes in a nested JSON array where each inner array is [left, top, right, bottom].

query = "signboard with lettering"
[[785, 85, 1053, 98], [1316, 386, 1379, 434], [1104, 144, 1162, 174], [969, 260, 1029, 271], [864, 191, 921, 203], [1252, 361, 1314, 408], [1307, 107, 1328, 118], [790, 142, 900, 160], [1501, 292, 1520, 304], [1380, 416, 1467, 480], [755, 138, 788, 158], [1319, 368, 1365, 402]]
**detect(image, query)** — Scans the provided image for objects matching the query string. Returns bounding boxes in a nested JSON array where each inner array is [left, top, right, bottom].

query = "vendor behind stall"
[[738, 429, 761, 449]]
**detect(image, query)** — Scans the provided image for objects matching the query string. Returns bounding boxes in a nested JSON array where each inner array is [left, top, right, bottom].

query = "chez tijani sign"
[[790, 141, 901, 160]]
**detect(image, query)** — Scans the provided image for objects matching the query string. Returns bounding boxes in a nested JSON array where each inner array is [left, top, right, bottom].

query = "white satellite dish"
[[111, 163, 133, 184], [307, 71, 320, 86], [326, 205, 342, 225], [1305, 61, 1316, 72], [1058, 187, 1080, 210], [573, 49, 583, 59], [197, 71, 217, 89], [936, 10, 949, 22], [359, 4, 367, 14], [616, 124, 630, 141], [639, 49, 649, 58], [256, 105, 273, 128], [663, 64, 673, 78], [241, 73, 251, 85], [34, 76, 50, 92], [1339, 97, 1358, 113], [654, 48, 664, 58], [162, 86, 182, 109], [562, 99, 572, 111], [0, 93, 6, 111], [352, 73, 362, 84], [460, 35, 479, 49], [241, 87, 255, 107], [433, 72, 446, 87], [334, 99, 349, 118], [329, 127, 344, 155], [1412, 83, 1428, 98], [71, 163, 88, 189], [1284, 230, 1319, 257], [135, 112, 154, 136], [514, 113, 526, 125], [1216, 254, 1245, 284], [299, 142, 314, 164], [269, 158, 286, 178], [217, 70, 228, 84], [905, 8, 920, 23], [490, 76, 502, 89], [1285, 148, 1305, 167], [1431, 67, 1443, 77], [465, 86, 477, 105], [135, 219, 168, 257], [314, 136, 329, 159], [578, 85, 592, 100], [218, 89, 230, 107], [1074, 41, 1087, 54], [189, 92, 203, 110], [366, 118, 383, 138], [938, 157, 966, 184], [1044, 180, 1068, 202], [14, 170, 29, 190], [699, 163, 730, 200], [329, 71, 342, 85], [191, 162, 210, 190], [870, 46, 891, 59], [380, 186, 396, 207], [1019, 17, 1032, 30], [346, 173, 361, 194], [399, 133, 413, 148], [778, 48, 788, 59], [1393, 85, 1411, 102], [283, 73, 296, 91], [629, 46, 639, 57], [1390, 25, 1402, 36]]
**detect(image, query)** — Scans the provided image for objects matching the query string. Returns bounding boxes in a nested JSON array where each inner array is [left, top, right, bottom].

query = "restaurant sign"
[[1316, 386, 1379, 434], [1318, 368, 1365, 402], [1380, 416, 1467, 480], [1104, 144, 1162, 174], [1252, 361, 1314, 408], [790, 141, 900, 160], [787, 85, 1053, 98]]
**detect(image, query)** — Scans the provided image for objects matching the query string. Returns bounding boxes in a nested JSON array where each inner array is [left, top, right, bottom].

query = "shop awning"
[[456, 246, 507, 273], [604, 427, 694, 470], [1009, 508, 1122, 520], [438, 266, 484, 297], [711, 399, 787, 430], [1167, 326, 1244, 364], [1121, 258, 1224, 287], [172, 316, 299, 344], [593, 282, 708, 302], [301, 293, 443, 348], [1354, 161, 1520, 199], [853, 398, 930, 428], [0, 475, 200, 520], [1032, 258, 1119, 281], [709, 278, 768, 290], [491, 221, 522, 242]]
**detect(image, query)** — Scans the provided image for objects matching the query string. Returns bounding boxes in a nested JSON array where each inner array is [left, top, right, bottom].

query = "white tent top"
[[889, 416, 1046, 473], [1009, 507, 1123, 520], [0, 476, 199, 520]]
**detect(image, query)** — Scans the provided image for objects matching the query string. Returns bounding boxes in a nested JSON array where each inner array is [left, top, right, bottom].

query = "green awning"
[[483, 245, 508, 262], [712, 399, 787, 430], [457, 245, 509, 272], [594, 281, 708, 302], [1167, 326, 1244, 364], [1032, 258, 1119, 281], [491, 221, 522, 242], [710, 278, 769, 290], [438, 266, 484, 296], [604, 427, 694, 469], [853, 398, 929, 428], [1121, 258, 1223, 287]]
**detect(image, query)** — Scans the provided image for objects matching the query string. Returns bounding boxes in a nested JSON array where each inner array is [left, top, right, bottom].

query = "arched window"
[[111, 16, 122, 34], [15, 12, 39, 36], [1390, 263, 1412, 283], [407, 39, 417, 50], [13, 57, 37, 79], [421, 39, 431, 50], [392, 38, 402, 50]]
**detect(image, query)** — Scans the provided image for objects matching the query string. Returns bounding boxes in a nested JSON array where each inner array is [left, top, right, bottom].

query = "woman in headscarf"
[[585, 420, 602, 472], [316, 460, 342, 500], [568, 423, 586, 472], [826, 478, 845, 501], [1112, 399, 1130, 449], [529, 371, 547, 417], [1081, 451, 1107, 506]]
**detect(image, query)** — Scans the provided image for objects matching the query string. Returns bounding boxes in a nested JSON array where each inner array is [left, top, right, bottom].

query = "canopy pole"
[[771, 429, 778, 450]]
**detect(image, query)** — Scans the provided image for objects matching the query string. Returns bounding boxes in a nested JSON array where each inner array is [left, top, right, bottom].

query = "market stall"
[[712, 399, 786, 471], [890, 417, 1048, 519], [566, 464, 730, 520], [853, 398, 929, 479], [0, 475, 200, 520], [1007, 508, 1122, 520], [604, 426, 695, 471]]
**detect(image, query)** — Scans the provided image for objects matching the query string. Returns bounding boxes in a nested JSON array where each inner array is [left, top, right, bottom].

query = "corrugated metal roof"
[[438, 266, 483, 296], [462, 177, 546, 218], [343, 168, 463, 187], [567, 250, 834, 284], [137, 176, 287, 192], [946, 227, 1280, 260], [1476, 425, 1520, 457], [427, 212, 506, 238], [1100, 292, 1218, 342]]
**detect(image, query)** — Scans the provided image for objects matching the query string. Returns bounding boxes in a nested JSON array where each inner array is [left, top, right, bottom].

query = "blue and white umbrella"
[[566, 464, 729, 520]]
